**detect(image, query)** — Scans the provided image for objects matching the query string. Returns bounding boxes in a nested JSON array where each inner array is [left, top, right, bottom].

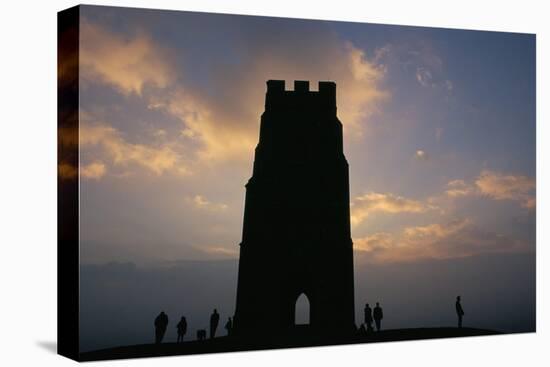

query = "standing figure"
[[210, 309, 220, 339], [176, 316, 187, 343], [373, 302, 383, 332], [225, 317, 233, 336], [154, 311, 169, 344], [455, 296, 465, 328], [197, 329, 206, 341], [364, 303, 373, 332]]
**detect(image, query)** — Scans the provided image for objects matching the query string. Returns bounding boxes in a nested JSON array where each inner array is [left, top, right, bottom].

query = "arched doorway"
[[294, 293, 310, 325]]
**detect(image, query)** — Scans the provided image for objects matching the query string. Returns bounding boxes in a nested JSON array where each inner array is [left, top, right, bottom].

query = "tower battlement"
[[266, 80, 336, 93], [265, 80, 336, 112]]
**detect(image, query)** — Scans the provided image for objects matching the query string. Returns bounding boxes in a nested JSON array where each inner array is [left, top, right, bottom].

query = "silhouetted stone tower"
[[234, 80, 355, 340]]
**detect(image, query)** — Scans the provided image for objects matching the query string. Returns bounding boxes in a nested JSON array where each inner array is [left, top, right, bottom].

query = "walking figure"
[[154, 311, 169, 344], [364, 303, 373, 332], [456, 296, 465, 328], [225, 317, 233, 336], [210, 309, 220, 339], [176, 316, 187, 343], [373, 302, 383, 332]]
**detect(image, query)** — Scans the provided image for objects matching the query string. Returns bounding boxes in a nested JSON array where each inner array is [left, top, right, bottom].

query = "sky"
[[64, 5, 536, 351]]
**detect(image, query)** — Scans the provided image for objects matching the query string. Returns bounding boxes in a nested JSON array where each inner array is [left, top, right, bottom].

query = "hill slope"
[[79, 327, 501, 362]]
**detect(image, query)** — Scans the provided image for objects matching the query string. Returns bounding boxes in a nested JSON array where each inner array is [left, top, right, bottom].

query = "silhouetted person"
[[210, 309, 220, 339], [456, 296, 464, 328], [373, 302, 383, 332], [154, 311, 169, 344], [364, 303, 373, 332], [225, 317, 233, 336], [176, 316, 187, 343], [197, 329, 206, 341]]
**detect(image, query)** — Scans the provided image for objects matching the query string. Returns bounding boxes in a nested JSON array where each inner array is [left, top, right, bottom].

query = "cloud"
[[339, 42, 390, 138], [351, 192, 435, 226], [402, 218, 470, 240], [153, 40, 390, 161], [444, 170, 535, 209], [354, 218, 528, 263], [416, 67, 433, 87], [279, 40, 388, 140], [445, 179, 476, 198], [149, 88, 258, 162], [387, 40, 453, 95], [59, 161, 107, 181], [415, 66, 453, 93], [80, 120, 190, 177], [187, 195, 228, 212], [81, 161, 107, 180], [80, 19, 175, 95], [153, 129, 167, 138], [353, 232, 394, 252], [80, 18, 390, 165], [475, 170, 535, 208]]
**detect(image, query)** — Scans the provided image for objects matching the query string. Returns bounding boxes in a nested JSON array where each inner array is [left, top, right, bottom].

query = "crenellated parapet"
[[265, 80, 336, 113]]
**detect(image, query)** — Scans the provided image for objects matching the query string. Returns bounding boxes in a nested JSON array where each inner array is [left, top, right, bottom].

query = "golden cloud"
[[187, 195, 228, 212], [445, 179, 475, 197], [445, 170, 535, 209], [80, 120, 190, 177], [154, 41, 389, 162], [351, 192, 435, 226], [342, 42, 390, 137], [80, 19, 390, 165], [81, 161, 107, 180], [150, 89, 258, 163], [402, 218, 470, 242], [59, 160, 106, 181], [80, 19, 175, 95], [475, 170, 535, 208], [354, 218, 527, 263], [353, 232, 394, 252]]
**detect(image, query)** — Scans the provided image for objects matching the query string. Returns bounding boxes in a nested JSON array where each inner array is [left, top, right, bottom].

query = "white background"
[[0, 0, 548, 365]]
